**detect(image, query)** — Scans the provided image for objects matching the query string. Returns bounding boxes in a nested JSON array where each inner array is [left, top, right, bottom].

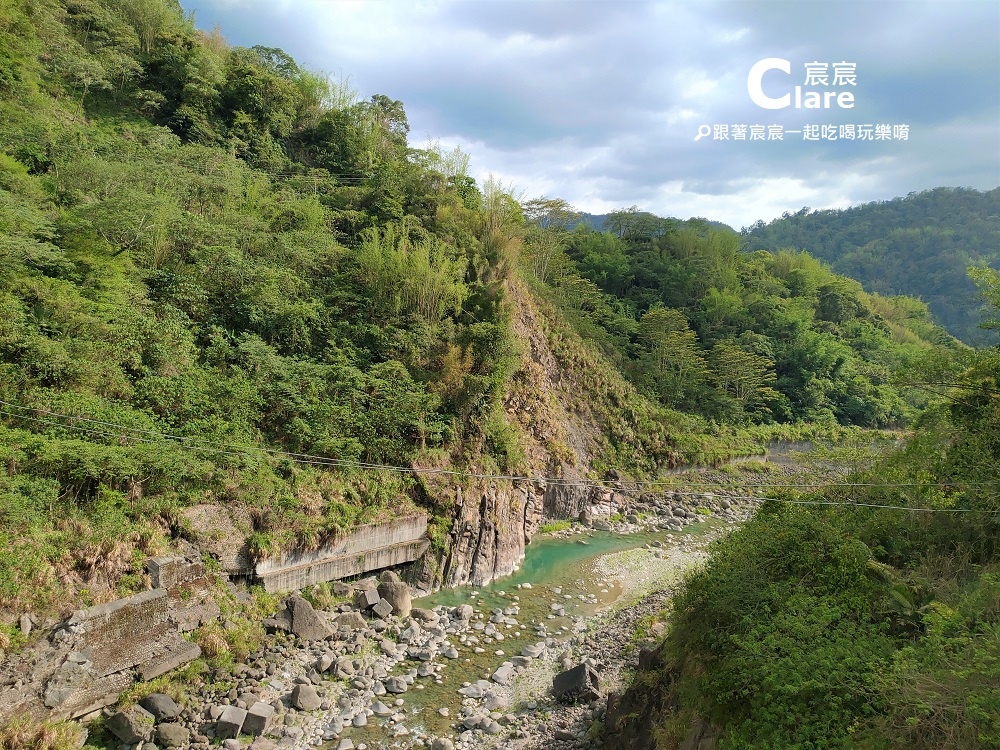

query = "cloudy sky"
[[180, 0, 1000, 229]]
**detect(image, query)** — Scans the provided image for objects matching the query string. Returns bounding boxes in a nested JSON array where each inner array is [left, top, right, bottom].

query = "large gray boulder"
[[336, 611, 367, 630], [242, 701, 275, 736], [264, 596, 332, 640], [140, 693, 180, 721], [354, 588, 380, 610], [156, 723, 190, 748], [106, 705, 156, 744], [371, 598, 393, 619], [552, 663, 602, 702], [291, 684, 322, 711], [216, 705, 248, 739], [491, 662, 516, 685], [377, 572, 412, 618], [383, 676, 408, 694], [288, 596, 332, 640]]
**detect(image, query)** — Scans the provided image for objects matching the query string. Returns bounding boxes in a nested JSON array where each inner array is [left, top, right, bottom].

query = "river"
[[331, 520, 721, 747]]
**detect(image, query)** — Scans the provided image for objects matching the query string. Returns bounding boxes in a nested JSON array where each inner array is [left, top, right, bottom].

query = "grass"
[[193, 583, 278, 669], [301, 580, 350, 610], [0, 717, 86, 750], [539, 520, 573, 534]]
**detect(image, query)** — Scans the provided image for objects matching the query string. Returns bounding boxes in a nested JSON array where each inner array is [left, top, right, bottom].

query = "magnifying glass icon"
[[694, 124, 712, 141]]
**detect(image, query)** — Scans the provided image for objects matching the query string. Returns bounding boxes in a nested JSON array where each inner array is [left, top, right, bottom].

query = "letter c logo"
[[748, 58, 791, 109]]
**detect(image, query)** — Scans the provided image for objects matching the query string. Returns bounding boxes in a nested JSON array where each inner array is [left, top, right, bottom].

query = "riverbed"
[[330, 519, 724, 748]]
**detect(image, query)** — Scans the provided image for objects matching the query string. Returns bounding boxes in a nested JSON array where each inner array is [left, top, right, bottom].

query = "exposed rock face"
[[436, 481, 545, 588], [407, 288, 618, 591]]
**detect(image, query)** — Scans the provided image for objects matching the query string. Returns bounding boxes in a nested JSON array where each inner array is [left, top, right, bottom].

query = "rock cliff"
[[406, 282, 639, 592]]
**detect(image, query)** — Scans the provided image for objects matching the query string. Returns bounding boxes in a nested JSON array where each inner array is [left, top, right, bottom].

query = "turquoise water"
[[419, 528, 671, 610]]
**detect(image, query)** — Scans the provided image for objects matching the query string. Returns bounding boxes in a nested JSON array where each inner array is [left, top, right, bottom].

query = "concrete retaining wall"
[[255, 515, 429, 593], [0, 516, 430, 725]]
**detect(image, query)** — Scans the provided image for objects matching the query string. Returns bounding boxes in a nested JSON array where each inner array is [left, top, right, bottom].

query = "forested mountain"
[[522, 202, 959, 428], [605, 293, 1000, 750], [742, 187, 1000, 345], [0, 0, 961, 622], [0, 3, 994, 748]]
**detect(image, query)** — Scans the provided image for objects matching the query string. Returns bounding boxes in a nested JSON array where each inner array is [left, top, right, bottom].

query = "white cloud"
[[183, 0, 1000, 227]]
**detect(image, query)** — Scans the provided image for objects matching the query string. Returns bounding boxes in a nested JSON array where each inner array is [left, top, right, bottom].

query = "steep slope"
[[0, 0, 703, 625]]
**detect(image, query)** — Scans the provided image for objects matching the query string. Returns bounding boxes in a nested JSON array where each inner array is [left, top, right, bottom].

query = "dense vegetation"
[[0, 0, 972, 684], [2, 3, 997, 749], [609, 304, 1000, 749], [742, 188, 1000, 345], [520, 201, 959, 427], [0, 0, 701, 622]]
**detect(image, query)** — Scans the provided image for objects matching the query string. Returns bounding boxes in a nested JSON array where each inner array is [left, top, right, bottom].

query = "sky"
[[180, 0, 1000, 230]]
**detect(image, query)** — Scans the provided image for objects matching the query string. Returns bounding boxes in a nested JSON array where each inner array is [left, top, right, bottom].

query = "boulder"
[[288, 596, 332, 641], [398, 621, 421, 643], [333, 656, 356, 678], [410, 607, 438, 623], [156, 723, 190, 749], [140, 693, 180, 722], [377, 573, 412, 618], [371, 598, 393, 619], [291, 684, 322, 711], [106, 705, 156, 744], [242, 702, 275, 736], [552, 663, 602, 702], [521, 643, 545, 659], [332, 581, 354, 597], [383, 676, 408, 694], [262, 607, 293, 635], [354, 589, 380, 610], [216, 705, 248, 739], [591, 519, 612, 531], [316, 653, 336, 673], [491, 662, 516, 685], [336, 611, 367, 630]]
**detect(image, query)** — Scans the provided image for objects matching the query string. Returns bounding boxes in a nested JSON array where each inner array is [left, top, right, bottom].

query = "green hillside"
[[0, 6, 995, 749], [522, 204, 960, 428], [742, 187, 1000, 345]]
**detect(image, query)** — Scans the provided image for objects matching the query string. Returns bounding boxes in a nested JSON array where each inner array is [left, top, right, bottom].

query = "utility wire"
[[3, 398, 1000, 515]]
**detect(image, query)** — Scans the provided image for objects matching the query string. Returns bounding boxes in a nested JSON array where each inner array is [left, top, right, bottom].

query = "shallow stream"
[[333, 522, 716, 747]]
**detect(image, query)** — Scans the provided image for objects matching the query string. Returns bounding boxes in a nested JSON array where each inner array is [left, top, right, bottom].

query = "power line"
[[660, 489, 1000, 514], [2, 398, 999, 513]]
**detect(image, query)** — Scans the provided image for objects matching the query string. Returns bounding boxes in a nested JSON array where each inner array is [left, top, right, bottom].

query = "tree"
[[710, 341, 780, 418], [636, 307, 709, 410], [477, 175, 524, 283], [604, 206, 672, 241], [521, 196, 581, 230]]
